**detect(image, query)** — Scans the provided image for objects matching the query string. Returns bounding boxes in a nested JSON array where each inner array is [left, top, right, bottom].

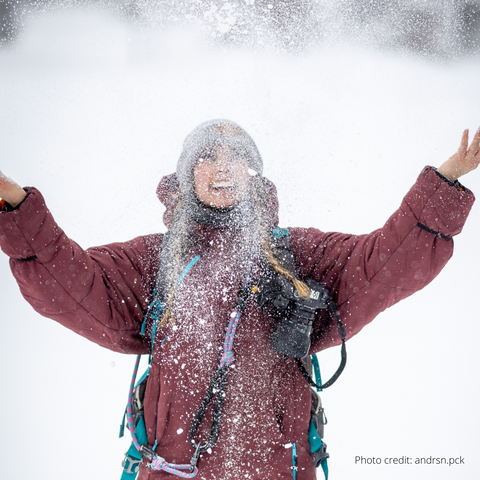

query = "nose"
[[215, 152, 231, 172]]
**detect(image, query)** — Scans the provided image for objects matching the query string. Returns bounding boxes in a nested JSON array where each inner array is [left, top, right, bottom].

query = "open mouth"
[[211, 181, 235, 190]]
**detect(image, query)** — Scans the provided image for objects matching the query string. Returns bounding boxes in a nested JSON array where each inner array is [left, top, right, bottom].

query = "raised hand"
[[438, 128, 480, 182], [0, 171, 27, 208]]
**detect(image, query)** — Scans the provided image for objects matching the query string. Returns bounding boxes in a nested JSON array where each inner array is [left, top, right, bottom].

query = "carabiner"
[[190, 442, 203, 473]]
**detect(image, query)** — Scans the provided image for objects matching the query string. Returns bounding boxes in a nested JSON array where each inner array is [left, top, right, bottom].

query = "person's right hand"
[[0, 171, 27, 208]]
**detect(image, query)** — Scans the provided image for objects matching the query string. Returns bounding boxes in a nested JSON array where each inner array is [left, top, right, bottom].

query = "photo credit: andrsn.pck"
[[354, 455, 465, 466]]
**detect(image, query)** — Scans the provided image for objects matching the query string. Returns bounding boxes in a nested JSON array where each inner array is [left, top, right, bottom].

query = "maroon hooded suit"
[[0, 166, 474, 480]]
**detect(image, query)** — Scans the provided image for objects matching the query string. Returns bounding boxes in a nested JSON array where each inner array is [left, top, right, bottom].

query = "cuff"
[[431, 167, 467, 192], [0, 187, 63, 260], [403, 166, 475, 238]]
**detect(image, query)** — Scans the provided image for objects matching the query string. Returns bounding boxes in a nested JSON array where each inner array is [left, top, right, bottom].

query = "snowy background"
[[1, 1, 480, 479]]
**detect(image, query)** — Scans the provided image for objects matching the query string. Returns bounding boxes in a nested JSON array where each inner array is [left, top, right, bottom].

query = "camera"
[[254, 275, 330, 358]]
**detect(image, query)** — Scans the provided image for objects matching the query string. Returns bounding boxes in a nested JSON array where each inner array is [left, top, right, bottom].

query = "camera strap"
[[296, 298, 347, 389], [269, 227, 348, 390]]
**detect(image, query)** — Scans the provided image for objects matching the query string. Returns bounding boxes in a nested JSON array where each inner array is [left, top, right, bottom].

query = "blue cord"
[[292, 443, 297, 480]]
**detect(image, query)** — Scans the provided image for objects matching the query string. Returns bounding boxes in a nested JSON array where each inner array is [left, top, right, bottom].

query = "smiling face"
[[194, 145, 251, 209]]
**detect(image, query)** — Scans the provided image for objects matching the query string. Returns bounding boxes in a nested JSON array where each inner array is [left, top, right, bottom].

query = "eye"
[[198, 149, 216, 164]]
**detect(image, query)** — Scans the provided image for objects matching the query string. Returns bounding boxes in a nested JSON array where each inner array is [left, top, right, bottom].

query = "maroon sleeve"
[[289, 167, 475, 353], [0, 187, 161, 354]]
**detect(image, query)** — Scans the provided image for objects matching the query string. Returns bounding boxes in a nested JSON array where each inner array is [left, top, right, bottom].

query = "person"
[[0, 119, 478, 480]]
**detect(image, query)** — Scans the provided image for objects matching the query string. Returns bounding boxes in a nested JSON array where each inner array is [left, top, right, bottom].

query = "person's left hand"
[[437, 127, 480, 181], [0, 170, 27, 207]]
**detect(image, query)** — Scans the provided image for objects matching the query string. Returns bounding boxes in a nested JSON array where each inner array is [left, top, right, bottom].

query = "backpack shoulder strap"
[[141, 231, 201, 353], [270, 226, 298, 275], [271, 226, 290, 239]]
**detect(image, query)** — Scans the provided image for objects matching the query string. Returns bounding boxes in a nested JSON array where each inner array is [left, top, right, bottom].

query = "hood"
[[156, 172, 279, 230]]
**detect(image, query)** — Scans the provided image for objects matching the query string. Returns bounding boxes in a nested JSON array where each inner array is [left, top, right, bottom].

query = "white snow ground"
[[0, 7, 479, 480]]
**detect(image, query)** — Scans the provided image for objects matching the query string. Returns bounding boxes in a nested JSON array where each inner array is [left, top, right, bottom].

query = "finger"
[[459, 129, 469, 156], [0, 171, 10, 186], [468, 126, 480, 157], [0, 171, 21, 193], [0, 171, 15, 186]]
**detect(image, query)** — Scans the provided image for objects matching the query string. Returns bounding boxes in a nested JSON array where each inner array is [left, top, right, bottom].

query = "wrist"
[[436, 165, 458, 182], [4, 187, 27, 208], [1, 187, 28, 209]]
